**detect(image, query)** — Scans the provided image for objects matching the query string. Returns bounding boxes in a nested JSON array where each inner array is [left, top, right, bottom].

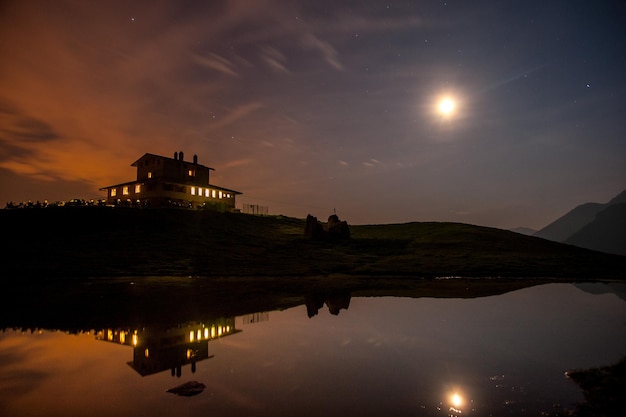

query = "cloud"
[[193, 53, 239, 77], [363, 158, 381, 167], [301, 33, 343, 71], [208, 102, 265, 131], [260, 46, 290, 74]]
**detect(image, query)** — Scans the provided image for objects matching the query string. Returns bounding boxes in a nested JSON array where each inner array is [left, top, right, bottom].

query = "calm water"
[[1, 282, 625, 417]]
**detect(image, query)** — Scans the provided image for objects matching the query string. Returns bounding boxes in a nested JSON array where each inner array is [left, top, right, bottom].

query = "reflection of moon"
[[438, 98, 455, 115]]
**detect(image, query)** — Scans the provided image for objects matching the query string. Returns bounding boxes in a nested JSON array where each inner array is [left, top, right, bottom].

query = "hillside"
[[565, 204, 626, 256], [534, 202, 606, 241], [2, 206, 625, 281], [533, 189, 626, 255]]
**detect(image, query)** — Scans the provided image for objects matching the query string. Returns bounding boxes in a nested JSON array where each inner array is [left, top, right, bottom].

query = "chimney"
[[193, 154, 198, 164], [174, 151, 178, 160], [179, 151, 184, 161]]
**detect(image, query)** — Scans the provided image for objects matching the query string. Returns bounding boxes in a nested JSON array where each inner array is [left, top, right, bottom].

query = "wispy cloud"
[[193, 53, 239, 77], [301, 33, 343, 71], [260, 46, 290, 74], [208, 102, 264, 131]]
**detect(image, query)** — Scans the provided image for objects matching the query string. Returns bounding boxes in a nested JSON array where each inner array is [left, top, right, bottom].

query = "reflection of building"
[[96, 318, 240, 377], [99, 151, 242, 210], [236, 312, 270, 326], [305, 292, 351, 318]]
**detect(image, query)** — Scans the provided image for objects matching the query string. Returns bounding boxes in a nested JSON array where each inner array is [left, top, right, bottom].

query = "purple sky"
[[1, 0, 625, 229]]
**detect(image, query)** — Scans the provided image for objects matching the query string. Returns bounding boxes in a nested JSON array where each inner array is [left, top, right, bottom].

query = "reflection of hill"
[[96, 319, 240, 377], [1, 277, 556, 332], [573, 282, 626, 302]]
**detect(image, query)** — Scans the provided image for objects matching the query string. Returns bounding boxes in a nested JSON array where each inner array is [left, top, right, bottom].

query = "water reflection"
[[0, 283, 624, 417], [305, 291, 351, 317], [96, 319, 240, 377]]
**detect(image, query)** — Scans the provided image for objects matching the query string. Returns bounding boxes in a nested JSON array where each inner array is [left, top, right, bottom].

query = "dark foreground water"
[[1, 282, 624, 417]]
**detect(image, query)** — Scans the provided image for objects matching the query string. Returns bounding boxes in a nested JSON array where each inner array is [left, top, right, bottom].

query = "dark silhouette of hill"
[[1, 206, 625, 280], [533, 189, 626, 255], [534, 202, 606, 241], [509, 227, 537, 236], [564, 203, 626, 256]]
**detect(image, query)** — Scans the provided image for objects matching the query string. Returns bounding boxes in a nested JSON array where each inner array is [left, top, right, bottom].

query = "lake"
[[1, 282, 624, 416]]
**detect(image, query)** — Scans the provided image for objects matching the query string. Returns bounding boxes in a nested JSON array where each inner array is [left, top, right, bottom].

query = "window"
[[147, 171, 152, 179], [135, 184, 141, 193], [110, 189, 117, 197], [218, 191, 223, 199], [190, 187, 196, 195], [211, 190, 216, 198], [188, 168, 195, 177], [122, 186, 129, 195], [204, 188, 209, 197]]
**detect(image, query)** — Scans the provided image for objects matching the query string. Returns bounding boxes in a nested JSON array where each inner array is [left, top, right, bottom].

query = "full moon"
[[438, 97, 456, 115]]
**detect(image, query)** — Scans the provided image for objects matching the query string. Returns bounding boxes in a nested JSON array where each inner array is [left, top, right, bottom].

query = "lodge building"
[[100, 151, 242, 210]]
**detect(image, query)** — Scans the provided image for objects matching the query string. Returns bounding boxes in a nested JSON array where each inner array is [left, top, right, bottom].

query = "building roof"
[[131, 152, 215, 170]]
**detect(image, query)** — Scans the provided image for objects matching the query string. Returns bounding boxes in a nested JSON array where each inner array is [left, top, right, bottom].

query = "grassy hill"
[[2, 206, 625, 280]]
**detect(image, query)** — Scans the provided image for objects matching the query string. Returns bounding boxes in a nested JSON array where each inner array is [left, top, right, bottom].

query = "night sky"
[[1, 1, 625, 229]]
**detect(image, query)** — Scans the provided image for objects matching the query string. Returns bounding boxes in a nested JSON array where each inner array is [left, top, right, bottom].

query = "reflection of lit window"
[[123, 186, 129, 195], [107, 329, 113, 341], [204, 328, 209, 339], [135, 184, 141, 193], [147, 172, 152, 179], [144, 348, 149, 358], [186, 349, 193, 359], [120, 332, 126, 344], [197, 329, 201, 340], [132, 334, 138, 346], [189, 331, 195, 342], [110, 189, 117, 197], [218, 326, 223, 336], [211, 327, 216, 338], [191, 187, 196, 195]]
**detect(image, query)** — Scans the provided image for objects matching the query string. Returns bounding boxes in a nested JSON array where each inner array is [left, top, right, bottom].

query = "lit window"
[[218, 191, 223, 199], [211, 190, 216, 198], [204, 189, 210, 197], [147, 172, 152, 179], [189, 331, 195, 342], [190, 187, 196, 195], [110, 189, 117, 197], [188, 169, 195, 176], [123, 186, 129, 195], [144, 348, 149, 358], [135, 184, 141, 193]]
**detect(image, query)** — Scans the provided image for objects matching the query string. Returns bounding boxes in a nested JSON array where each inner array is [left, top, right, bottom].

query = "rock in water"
[[166, 381, 206, 397]]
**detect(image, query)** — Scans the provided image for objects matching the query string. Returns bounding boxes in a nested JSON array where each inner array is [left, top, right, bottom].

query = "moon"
[[438, 97, 456, 116]]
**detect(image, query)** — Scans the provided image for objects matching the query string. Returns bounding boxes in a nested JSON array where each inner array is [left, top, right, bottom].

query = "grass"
[[2, 206, 625, 280]]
